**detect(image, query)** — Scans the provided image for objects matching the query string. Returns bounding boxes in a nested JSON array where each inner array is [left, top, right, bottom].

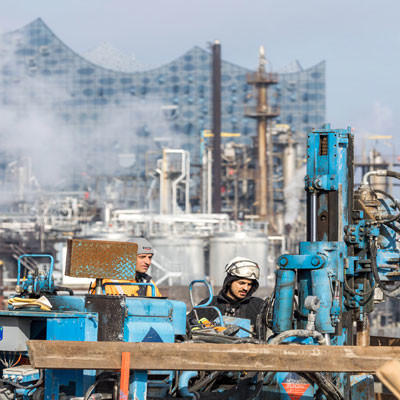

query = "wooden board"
[[377, 360, 400, 399], [27, 340, 400, 372], [65, 239, 137, 279]]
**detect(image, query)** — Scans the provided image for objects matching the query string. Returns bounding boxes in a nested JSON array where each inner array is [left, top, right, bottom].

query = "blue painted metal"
[[272, 269, 295, 333], [268, 124, 400, 399], [178, 371, 198, 398], [17, 254, 54, 294], [189, 279, 225, 326], [0, 293, 186, 400], [130, 371, 148, 400], [219, 316, 252, 338], [350, 374, 374, 400]]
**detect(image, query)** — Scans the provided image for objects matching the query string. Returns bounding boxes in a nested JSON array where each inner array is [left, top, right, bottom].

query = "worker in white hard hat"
[[188, 256, 263, 328], [90, 237, 162, 297]]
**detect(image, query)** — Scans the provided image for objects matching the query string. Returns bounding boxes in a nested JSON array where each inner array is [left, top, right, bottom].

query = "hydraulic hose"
[[190, 332, 264, 344], [54, 286, 74, 296], [385, 222, 400, 236], [362, 170, 400, 187], [301, 372, 344, 400], [196, 376, 261, 400], [255, 296, 273, 341], [189, 371, 221, 393], [373, 189, 400, 211], [343, 276, 376, 298], [83, 377, 117, 400]]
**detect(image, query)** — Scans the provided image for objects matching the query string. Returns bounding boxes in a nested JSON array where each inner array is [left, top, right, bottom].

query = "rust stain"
[[65, 239, 137, 280]]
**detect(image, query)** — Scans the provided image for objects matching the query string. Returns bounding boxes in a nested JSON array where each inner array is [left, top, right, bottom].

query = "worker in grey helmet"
[[187, 256, 263, 328], [90, 237, 162, 297]]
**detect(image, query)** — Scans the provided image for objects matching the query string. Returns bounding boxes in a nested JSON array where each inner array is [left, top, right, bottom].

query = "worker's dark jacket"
[[187, 274, 263, 328]]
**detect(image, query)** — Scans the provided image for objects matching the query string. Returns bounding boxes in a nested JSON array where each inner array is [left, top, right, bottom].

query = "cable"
[[343, 276, 375, 298], [302, 372, 344, 400], [9, 354, 21, 368], [255, 296, 273, 341], [385, 222, 400, 236], [190, 331, 264, 344], [373, 189, 400, 211], [196, 376, 260, 400], [189, 371, 221, 393], [83, 377, 117, 400]]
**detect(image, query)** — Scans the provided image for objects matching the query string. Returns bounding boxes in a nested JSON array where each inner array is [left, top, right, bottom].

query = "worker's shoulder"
[[249, 296, 264, 306]]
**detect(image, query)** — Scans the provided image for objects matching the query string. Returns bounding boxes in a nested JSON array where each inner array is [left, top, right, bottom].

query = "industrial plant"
[[0, 16, 398, 400]]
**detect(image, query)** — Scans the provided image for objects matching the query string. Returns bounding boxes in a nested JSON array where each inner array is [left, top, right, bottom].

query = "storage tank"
[[209, 232, 270, 288], [150, 236, 206, 285]]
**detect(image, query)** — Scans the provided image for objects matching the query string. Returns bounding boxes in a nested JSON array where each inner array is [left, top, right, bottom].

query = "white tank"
[[209, 232, 270, 288], [150, 236, 206, 285]]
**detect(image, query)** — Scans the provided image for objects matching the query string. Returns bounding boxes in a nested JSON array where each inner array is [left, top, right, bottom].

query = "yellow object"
[[368, 135, 392, 140], [203, 130, 241, 138], [198, 317, 226, 332], [8, 296, 52, 311], [90, 279, 162, 297]]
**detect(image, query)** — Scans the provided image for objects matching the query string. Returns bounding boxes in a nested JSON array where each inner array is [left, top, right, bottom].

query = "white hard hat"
[[132, 237, 153, 255], [225, 256, 260, 280]]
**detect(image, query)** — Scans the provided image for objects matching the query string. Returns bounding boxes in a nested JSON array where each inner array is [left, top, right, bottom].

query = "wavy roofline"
[[10, 18, 325, 76]]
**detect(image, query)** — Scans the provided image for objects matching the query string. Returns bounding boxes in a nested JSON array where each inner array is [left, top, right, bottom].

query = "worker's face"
[[136, 253, 153, 274], [227, 278, 254, 300]]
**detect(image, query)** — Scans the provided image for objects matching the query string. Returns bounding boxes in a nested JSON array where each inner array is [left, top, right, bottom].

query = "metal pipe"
[[258, 117, 268, 219], [272, 269, 296, 333], [185, 151, 191, 213], [207, 148, 212, 214], [310, 192, 317, 242], [356, 317, 370, 346], [178, 371, 198, 398], [170, 150, 187, 215], [212, 40, 221, 213]]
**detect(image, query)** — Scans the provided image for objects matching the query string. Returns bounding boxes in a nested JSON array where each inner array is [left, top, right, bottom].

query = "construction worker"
[[90, 238, 162, 297], [187, 256, 263, 328]]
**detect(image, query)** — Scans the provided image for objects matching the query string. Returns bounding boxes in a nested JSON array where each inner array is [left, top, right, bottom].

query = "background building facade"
[[0, 18, 325, 198]]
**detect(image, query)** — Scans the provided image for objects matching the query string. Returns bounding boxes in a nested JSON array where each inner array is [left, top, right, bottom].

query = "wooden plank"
[[377, 360, 400, 400], [27, 341, 400, 373], [375, 394, 398, 400], [65, 239, 137, 279]]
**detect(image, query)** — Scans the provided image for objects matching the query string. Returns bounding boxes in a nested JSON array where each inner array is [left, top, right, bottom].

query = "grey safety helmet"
[[133, 237, 154, 255]]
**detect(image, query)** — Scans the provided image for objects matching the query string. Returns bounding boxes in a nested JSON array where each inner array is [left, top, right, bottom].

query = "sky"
[[0, 0, 399, 159]]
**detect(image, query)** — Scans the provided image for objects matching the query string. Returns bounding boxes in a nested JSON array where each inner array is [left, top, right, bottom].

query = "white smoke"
[[0, 30, 186, 203], [284, 165, 306, 226]]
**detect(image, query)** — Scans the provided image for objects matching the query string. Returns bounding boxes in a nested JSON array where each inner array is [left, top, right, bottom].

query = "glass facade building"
[[0, 18, 325, 189]]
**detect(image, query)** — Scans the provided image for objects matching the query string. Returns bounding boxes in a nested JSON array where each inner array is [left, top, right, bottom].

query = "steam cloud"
[[284, 166, 306, 226], [0, 30, 186, 202]]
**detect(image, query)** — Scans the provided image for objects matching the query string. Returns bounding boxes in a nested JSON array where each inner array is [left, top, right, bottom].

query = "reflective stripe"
[[114, 283, 125, 295]]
